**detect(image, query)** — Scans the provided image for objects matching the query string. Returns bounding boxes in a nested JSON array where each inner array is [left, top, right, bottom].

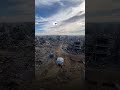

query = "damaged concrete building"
[[86, 23, 120, 90]]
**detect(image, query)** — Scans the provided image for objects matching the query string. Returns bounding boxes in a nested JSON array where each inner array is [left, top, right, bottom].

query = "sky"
[[86, 0, 120, 22], [0, 0, 34, 22], [0, 0, 119, 25], [35, 0, 85, 35]]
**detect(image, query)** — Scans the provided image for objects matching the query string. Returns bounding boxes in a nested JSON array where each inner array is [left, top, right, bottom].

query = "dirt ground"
[[35, 44, 85, 90]]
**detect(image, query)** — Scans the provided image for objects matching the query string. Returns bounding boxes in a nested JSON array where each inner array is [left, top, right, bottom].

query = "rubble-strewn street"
[[35, 35, 85, 90], [0, 23, 34, 90]]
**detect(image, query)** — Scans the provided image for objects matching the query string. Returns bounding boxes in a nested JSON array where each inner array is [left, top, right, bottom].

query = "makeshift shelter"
[[56, 57, 64, 66]]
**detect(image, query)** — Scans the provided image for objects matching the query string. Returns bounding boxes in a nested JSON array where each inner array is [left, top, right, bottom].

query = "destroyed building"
[[73, 41, 82, 53], [0, 22, 34, 89], [67, 40, 83, 54], [86, 23, 120, 90]]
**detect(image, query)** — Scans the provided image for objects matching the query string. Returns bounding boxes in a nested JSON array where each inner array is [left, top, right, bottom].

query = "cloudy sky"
[[86, 0, 120, 22], [35, 0, 85, 35], [0, 0, 34, 22]]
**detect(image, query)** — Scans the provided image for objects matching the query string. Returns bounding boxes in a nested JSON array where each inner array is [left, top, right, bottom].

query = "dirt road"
[[35, 43, 85, 90]]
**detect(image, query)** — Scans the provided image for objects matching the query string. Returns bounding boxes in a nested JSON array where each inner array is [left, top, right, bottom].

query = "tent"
[[56, 57, 64, 65]]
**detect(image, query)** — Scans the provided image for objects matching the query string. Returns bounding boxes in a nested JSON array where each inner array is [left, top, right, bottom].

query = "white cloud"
[[35, 0, 83, 7], [35, 0, 85, 35], [35, 0, 60, 6]]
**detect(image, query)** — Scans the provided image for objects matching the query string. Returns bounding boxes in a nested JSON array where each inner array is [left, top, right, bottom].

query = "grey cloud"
[[63, 14, 85, 23], [0, 0, 34, 22], [86, 0, 120, 22]]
